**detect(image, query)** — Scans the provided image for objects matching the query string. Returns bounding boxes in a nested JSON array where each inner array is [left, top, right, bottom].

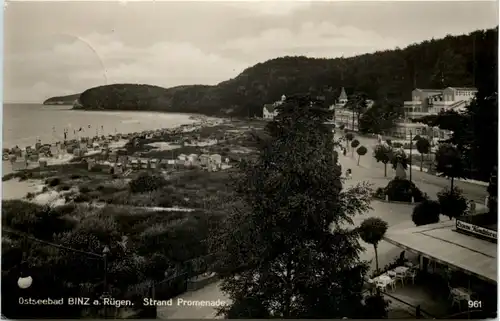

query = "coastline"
[[4, 103, 217, 149], [2, 115, 226, 202]]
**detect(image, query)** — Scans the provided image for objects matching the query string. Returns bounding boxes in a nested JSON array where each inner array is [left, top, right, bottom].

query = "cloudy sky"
[[4, 1, 498, 103]]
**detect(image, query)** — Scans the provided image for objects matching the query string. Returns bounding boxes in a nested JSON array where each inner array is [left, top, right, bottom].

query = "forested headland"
[[43, 27, 497, 117]]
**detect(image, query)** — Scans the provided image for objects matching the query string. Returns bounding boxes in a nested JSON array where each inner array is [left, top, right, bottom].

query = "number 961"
[[468, 300, 482, 309]]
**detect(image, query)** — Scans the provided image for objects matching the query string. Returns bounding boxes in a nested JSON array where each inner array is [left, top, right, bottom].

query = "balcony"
[[405, 111, 433, 118], [404, 101, 423, 106]]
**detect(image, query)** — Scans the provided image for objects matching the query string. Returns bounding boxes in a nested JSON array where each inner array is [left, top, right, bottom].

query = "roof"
[[414, 88, 443, 93], [447, 87, 478, 91], [339, 87, 348, 100], [263, 104, 276, 112], [383, 221, 497, 283]]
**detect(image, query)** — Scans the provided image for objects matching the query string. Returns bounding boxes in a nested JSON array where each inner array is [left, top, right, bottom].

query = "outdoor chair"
[[451, 293, 462, 310], [405, 270, 417, 284], [447, 283, 454, 300], [386, 270, 404, 287], [394, 272, 405, 287]]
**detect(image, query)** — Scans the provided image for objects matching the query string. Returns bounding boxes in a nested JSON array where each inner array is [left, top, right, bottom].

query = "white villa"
[[390, 87, 478, 141], [263, 95, 286, 120]]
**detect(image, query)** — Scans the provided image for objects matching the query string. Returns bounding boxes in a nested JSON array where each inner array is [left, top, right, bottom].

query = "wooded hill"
[[43, 93, 81, 105], [48, 27, 497, 117]]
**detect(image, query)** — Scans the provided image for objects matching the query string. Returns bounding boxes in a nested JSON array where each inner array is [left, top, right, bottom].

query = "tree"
[[415, 89, 498, 182], [356, 146, 367, 166], [362, 293, 390, 319], [437, 187, 468, 220], [359, 100, 402, 135], [357, 217, 388, 272], [390, 149, 408, 170], [351, 139, 360, 157], [346, 93, 368, 130], [345, 132, 354, 150], [434, 143, 465, 190], [412, 200, 441, 226], [415, 138, 431, 171], [212, 94, 377, 318], [373, 144, 393, 177], [487, 167, 498, 216]]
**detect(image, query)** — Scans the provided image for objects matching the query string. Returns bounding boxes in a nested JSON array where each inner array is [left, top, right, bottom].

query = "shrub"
[[79, 186, 91, 193], [373, 187, 386, 199], [384, 178, 426, 202], [74, 193, 91, 203], [390, 149, 408, 170], [129, 173, 168, 193], [26, 192, 35, 200], [437, 187, 468, 219], [412, 200, 441, 226], [57, 184, 72, 191], [47, 177, 61, 187], [87, 191, 102, 199], [362, 293, 390, 319], [70, 174, 81, 180]]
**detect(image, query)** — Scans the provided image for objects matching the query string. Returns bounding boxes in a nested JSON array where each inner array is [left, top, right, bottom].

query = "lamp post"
[[409, 129, 413, 182], [3, 228, 110, 295]]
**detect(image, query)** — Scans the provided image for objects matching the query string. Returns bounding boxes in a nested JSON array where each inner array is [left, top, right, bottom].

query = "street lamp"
[[409, 129, 413, 182], [17, 275, 33, 289], [3, 228, 110, 292]]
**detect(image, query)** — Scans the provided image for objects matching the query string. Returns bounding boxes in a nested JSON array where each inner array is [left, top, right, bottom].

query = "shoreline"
[[4, 104, 223, 149], [2, 115, 226, 202]]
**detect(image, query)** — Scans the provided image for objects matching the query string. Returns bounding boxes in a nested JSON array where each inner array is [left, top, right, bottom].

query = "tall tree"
[[212, 94, 376, 318], [415, 138, 431, 171], [373, 144, 392, 177], [351, 139, 360, 157], [434, 143, 465, 190], [356, 146, 367, 166], [359, 100, 402, 135], [357, 218, 388, 272], [431, 48, 470, 88], [346, 93, 368, 131]]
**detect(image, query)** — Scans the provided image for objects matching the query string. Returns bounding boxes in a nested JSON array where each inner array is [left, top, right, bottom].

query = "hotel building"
[[391, 87, 478, 141]]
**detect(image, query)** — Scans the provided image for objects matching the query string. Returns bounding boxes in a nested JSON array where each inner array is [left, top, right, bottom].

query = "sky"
[[4, 1, 498, 103]]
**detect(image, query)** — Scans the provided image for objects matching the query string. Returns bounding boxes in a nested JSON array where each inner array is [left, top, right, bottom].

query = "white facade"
[[392, 87, 477, 141], [262, 95, 286, 120], [332, 87, 374, 131]]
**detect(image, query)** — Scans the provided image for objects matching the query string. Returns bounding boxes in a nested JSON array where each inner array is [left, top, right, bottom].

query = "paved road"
[[157, 146, 479, 319], [157, 281, 227, 319], [341, 135, 488, 203]]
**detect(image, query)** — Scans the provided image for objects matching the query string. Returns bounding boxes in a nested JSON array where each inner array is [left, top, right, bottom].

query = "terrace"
[[378, 221, 497, 318]]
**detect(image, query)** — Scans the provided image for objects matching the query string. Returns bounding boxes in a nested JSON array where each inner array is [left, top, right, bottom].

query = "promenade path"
[[340, 135, 488, 204], [158, 142, 480, 319]]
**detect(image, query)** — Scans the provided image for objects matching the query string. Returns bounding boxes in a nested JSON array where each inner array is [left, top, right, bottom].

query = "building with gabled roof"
[[331, 87, 374, 131], [262, 95, 286, 120]]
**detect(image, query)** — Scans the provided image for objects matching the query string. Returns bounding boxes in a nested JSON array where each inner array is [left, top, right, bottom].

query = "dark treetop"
[[211, 94, 376, 318]]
